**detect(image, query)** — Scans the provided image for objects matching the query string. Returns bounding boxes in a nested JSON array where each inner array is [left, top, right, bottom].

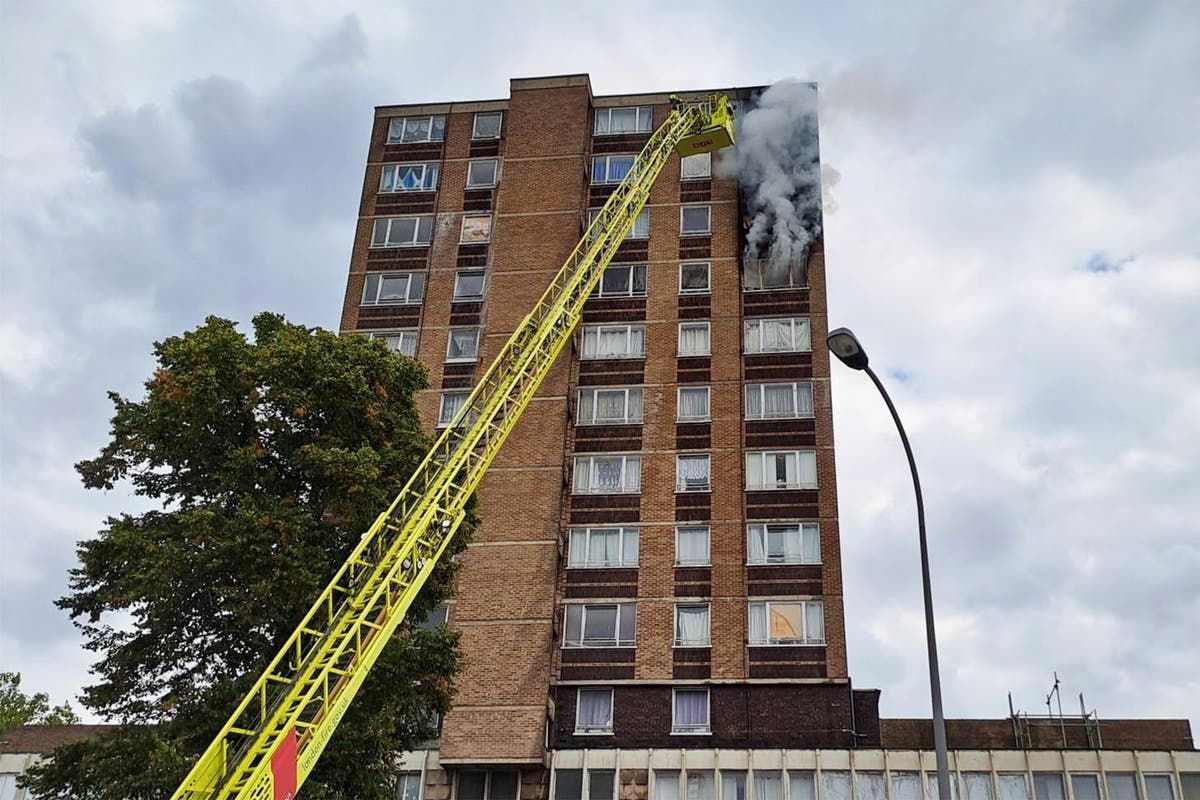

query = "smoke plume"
[[719, 80, 823, 271]]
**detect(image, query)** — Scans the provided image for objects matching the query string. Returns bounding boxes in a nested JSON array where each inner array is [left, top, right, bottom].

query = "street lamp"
[[827, 327, 951, 800]]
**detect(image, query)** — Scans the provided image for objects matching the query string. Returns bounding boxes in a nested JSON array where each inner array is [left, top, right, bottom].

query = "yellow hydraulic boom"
[[173, 93, 735, 800]]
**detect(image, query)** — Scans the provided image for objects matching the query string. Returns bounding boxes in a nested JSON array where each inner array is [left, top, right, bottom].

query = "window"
[[681, 152, 711, 180], [438, 392, 470, 427], [589, 772, 615, 800], [362, 272, 426, 305], [380, 162, 439, 192], [593, 264, 647, 298], [679, 261, 710, 294], [790, 773, 816, 800], [677, 322, 710, 356], [472, 111, 502, 140], [680, 205, 711, 235], [563, 603, 636, 647], [460, 215, 492, 244], [856, 773, 885, 800], [743, 317, 811, 353], [1146, 778, 1176, 800], [1070, 777, 1100, 800], [567, 527, 638, 568], [928, 776, 960, 800], [371, 216, 434, 247], [998, 775, 1031, 800], [580, 324, 645, 359], [745, 450, 817, 490], [822, 773, 851, 800], [368, 330, 417, 357], [418, 603, 448, 631], [722, 773, 747, 800], [588, 208, 649, 240], [673, 603, 710, 646], [446, 328, 480, 362], [396, 772, 423, 800], [755, 773, 783, 800], [572, 455, 641, 494], [592, 154, 637, 184], [387, 115, 446, 144], [676, 386, 710, 422], [892, 773, 923, 800], [743, 255, 807, 290], [748, 600, 824, 645], [459, 771, 518, 800], [655, 772, 680, 800], [574, 688, 613, 734], [746, 523, 820, 565], [671, 688, 709, 733], [454, 271, 486, 300], [556, 771, 584, 800], [1179, 775, 1200, 800], [745, 382, 814, 420], [0, 775, 19, 800], [1106, 776, 1139, 800], [675, 526, 710, 566], [1033, 775, 1065, 800], [686, 773, 715, 800], [594, 106, 652, 134], [466, 159, 498, 188], [675, 454, 711, 492], [577, 387, 643, 425]]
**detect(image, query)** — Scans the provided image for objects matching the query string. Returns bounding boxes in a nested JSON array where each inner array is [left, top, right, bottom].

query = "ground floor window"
[[458, 771, 518, 800]]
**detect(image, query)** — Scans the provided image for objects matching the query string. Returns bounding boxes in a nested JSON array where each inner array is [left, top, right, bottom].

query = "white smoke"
[[718, 80, 823, 270]]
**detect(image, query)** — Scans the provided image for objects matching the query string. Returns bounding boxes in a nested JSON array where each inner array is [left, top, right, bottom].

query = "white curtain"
[[595, 390, 627, 422], [747, 526, 766, 564], [754, 773, 782, 800], [624, 457, 641, 491], [621, 529, 638, 565], [679, 324, 709, 355], [675, 606, 709, 645], [675, 690, 707, 727], [794, 319, 812, 350], [573, 458, 589, 493], [568, 531, 586, 566], [587, 530, 619, 565], [577, 390, 595, 423], [789, 775, 815, 800], [763, 384, 794, 417], [762, 319, 793, 350], [687, 773, 714, 800], [679, 389, 709, 420], [745, 386, 762, 418], [721, 774, 746, 800], [796, 383, 814, 416], [856, 773, 886, 800], [805, 602, 824, 642], [779, 526, 802, 563], [746, 454, 763, 489], [576, 689, 611, 729], [656, 774, 680, 800], [677, 528, 709, 565], [822, 773, 852, 800], [597, 328, 626, 357], [677, 456, 709, 488], [595, 458, 621, 491], [747, 603, 767, 644], [802, 524, 821, 563], [998, 776, 1029, 800], [798, 451, 817, 487], [1032, 776, 1064, 800], [962, 775, 993, 800]]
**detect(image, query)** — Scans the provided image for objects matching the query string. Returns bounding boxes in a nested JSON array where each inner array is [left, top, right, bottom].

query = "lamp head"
[[827, 327, 869, 371]]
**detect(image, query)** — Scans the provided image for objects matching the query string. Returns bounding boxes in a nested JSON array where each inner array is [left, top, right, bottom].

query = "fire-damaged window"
[[563, 602, 636, 647], [748, 600, 824, 645], [472, 111, 502, 140], [594, 106, 652, 134], [458, 771, 518, 800], [681, 152, 711, 180], [680, 205, 711, 235], [371, 216, 434, 248], [460, 214, 492, 244], [743, 255, 807, 290], [380, 162, 439, 192], [387, 115, 446, 144]]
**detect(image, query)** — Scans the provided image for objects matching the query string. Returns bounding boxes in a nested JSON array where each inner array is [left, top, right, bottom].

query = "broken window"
[[460, 215, 492, 244]]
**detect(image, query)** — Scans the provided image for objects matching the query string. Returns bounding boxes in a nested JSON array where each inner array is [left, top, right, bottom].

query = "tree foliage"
[[0, 672, 80, 735], [23, 314, 470, 800]]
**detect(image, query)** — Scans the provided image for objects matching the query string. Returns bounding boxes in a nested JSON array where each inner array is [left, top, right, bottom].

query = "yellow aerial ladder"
[[173, 92, 735, 800]]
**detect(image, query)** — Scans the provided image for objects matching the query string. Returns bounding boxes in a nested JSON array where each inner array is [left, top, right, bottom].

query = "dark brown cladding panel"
[[678, 294, 711, 320], [591, 133, 652, 154], [677, 356, 711, 384], [675, 506, 711, 522], [578, 359, 645, 387], [569, 493, 640, 525], [561, 647, 637, 664], [468, 139, 501, 158], [679, 236, 712, 260], [574, 424, 642, 454], [582, 297, 647, 323], [748, 581, 824, 597], [749, 663, 827, 679], [376, 193, 438, 215], [748, 645, 828, 663], [674, 567, 711, 582], [560, 665, 635, 681], [564, 583, 639, 599], [675, 583, 711, 597], [381, 142, 444, 161], [673, 664, 711, 679], [676, 420, 711, 450], [588, 185, 617, 206], [552, 684, 861, 750], [441, 362, 476, 390], [745, 489, 820, 519], [680, 181, 712, 203], [743, 289, 810, 316], [456, 244, 489, 268], [463, 189, 494, 212], [745, 418, 817, 449], [355, 305, 422, 329], [747, 565, 822, 582], [449, 302, 483, 327], [611, 240, 649, 263], [673, 647, 711, 663], [365, 247, 430, 269]]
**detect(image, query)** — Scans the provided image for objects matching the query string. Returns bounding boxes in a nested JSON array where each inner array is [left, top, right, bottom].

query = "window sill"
[[458, 240, 492, 246], [746, 485, 820, 492], [573, 729, 614, 736], [592, 294, 648, 300], [745, 414, 817, 421], [576, 420, 643, 427], [675, 562, 712, 568], [571, 490, 642, 496], [680, 176, 713, 182], [742, 286, 809, 293], [680, 231, 712, 237], [677, 352, 711, 358], [676, 418, 711, 424], [360, 301, 423, 308], [675, 488, 712, 494], [670, 729, 712, 736], [378, 188, 438, 195], [368, 243, 431, 249], [452, 296, 485, 302], [567, 563, 639, 570], [748, 641, 826, 647], [465, 184, 497, 190], [673, 643, 712, 649], [386, 139, 445, 146], [678, 290, 711, 296], [445, 358, 478, 364], [579, 355, 647, 362], [746, 561, 823, 567], [562, 644, 637, 650]]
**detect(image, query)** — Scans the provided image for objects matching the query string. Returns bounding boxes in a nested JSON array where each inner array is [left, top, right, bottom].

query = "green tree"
[[0, 672, 80, 735], [23, 314, 469, 800]]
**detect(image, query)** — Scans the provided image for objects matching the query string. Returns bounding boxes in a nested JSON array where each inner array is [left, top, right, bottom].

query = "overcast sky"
[[2, 1, 1197, 731]]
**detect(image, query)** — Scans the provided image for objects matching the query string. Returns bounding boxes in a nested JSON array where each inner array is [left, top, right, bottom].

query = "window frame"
[[396, 771, 424, 800], [371, 216, 435, 248], [460, 214, 493, 244], [745, 449, 818, 491], [567, 527, 639, 569], [594, 105, 653, 134], [676, 386, 711, 423], [576, 387, 644, 426], [367, 329, 418, 357], [680, 205, 711, 236], [592, 263, 647, 298], [573, 687, 614, 735], [679, 261, 711, 295], [673, 603, 711, 647], [747, 599, 825, 646], [445, 327, 481, 363], [453, 270, 487, 301], [743, 316, 812, 354], [572, 454, 642, 495], [589, 207, 649, 240], [379, 162, 440, 193], [457, 770, 519, 800], [680, 152, 712, 181], [744, 381, 815, 420], [746, 522, 821, 565], [472, 111, 503, 140], [466, 158, 499, 189], [670, 687, 710, 734], [580, 323, 646, 360], [386, 115, 446, 144], [562, 602, 636, 648], [674, 525, 711, 567], [437, 391, 471, 428], [361, 271, 426, 306], [675, 454, 711, 493], [591, 153, 638, 185], [677, 321, 711, 357]]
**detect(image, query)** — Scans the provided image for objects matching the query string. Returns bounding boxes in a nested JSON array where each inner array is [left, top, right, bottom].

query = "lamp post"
[[827, 326, 951, 800]]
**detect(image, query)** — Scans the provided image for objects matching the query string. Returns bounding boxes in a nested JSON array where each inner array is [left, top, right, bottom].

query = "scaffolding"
[[1009, 673, 1104, 750]]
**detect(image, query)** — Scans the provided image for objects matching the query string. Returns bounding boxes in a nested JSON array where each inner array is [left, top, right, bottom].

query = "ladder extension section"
[[172, 94, 732, 800]]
